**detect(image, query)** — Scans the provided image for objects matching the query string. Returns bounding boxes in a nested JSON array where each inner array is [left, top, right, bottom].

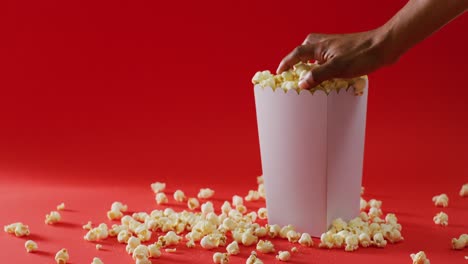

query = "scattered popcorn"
[[186, 239, 196, 248], [201, 235, 218, 249], [276, 251, 291, 262], [280, 225, 296, 239], [57, 202, 65, 211], [451, 234, 468, 250], [368, 207, 383, 218], [4, 222, 30, 237], [460, 183, 468, 197], [165, 248, 177, 253], [359, 233, 371, 247], [132, 245, 150, 260], [198, 188, 215, 199], [162, 231, 181, 246], [257, 208, 268, 220], [55, 248, 69, 264], [373, 233, 387, 248], [173, 190, 186, 202], [156, 192, 169, 205], [245, 190, 260, 202], [25, 240, 38, 253], [232, 195, 243, 207], [125, 236, 141, 254], [258, 184, 266, 199], [291, 247, 298, 253], [107, 210, 123, 221], [252, 62, 367, 95], [286, 230, 301, 243], [117, 230, 132, 243], [256, 240, 275, 253], [213, 252, 229, 264], [188, 198, 200, 210], [236, 204, 247, 214], [433, 212, 448, 226], [111, 201, 128, 212], [345, 234, 359, 252], [368, 199, 382, 209], [360, 198, 368, 211], [151, 182, 166, 193], [148, 243, 162, 258], [45, 211, 61, 225], [91, 257, 104, 264], [410, 251, 430, 264], [95, 244, 103, 250], [226, 241, 240, 255], [201, 201, 215, 215], [242, 230, 259, 246], [267, 224, 281, 238], [82, 221, 93, 230], [432, 193, 449, 207], [247, 251, 263, 264], [298, 233, 313, 247], [257, 175, 264, 184]]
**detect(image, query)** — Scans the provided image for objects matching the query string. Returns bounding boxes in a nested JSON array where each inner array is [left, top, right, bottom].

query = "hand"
[[276, 29, 397, 89]]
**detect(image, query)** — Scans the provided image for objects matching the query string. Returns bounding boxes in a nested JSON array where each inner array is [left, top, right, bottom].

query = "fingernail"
[[298, 80, 309, 89]]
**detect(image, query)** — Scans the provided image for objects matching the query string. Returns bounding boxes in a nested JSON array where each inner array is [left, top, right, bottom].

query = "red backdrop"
[[0, 0, 467, 263]]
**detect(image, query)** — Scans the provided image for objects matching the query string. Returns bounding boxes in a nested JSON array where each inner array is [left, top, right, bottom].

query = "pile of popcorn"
[[252, 62, 367, 95], [3, 180, 467, 264]]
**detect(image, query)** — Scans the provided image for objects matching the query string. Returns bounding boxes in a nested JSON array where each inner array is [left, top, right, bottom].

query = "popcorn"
[[345, 234, 359, 252], [254, 226, 268, 238], [410, 251, 430, 264], [135, 259, 151, 264], [460, 183, 468, 197], [45, 211, 61, 224], [201, 201, 215, 215], [246, 251, 264, 264], [95, 244, 103, 250], [372, 233, 387, 248], [188, 198, 200, 210], [331, 218, 348, 232], [198, 188, 215, 199], [360, 198, 368, 211], [361, 186, 365, 195], [201, 235, 218, 249], [226, 241, 240, 255], [82, 221, 93, 230], [291, 247, 298, 253], [242, 230, 259, 246], [222, 218, 237, 231], [368, 199, 382, 209], [186, 239, 196, 248], [155, 192, 169, 205], [125, 237, 141, 254], [111, 202, 128, 212], [57, 202, 65, 211], [276, 251, 291, 262], [91, 257, 104, 264], [232, 195, 243, 207], [236, 204, 247, 214], [451, 234, 467, 250], [358, 233, 371, 247], [212, 252, 229, 264], [368, 207, 383, 218], [165, 248, 177, 253], [245, 190, 260, 202], [257, 208, 268, 220], [252, 62, 367, 95], [4, 222, 30, 237], [25, 240, 38, 253], [257, 175, 264, 184], [432, 193, 449, 207], [107, 210, 123, 221], [132, 245, 150, 260], [163, 231, 181, 246], [117, 230, 132, 243], [148, 243, 162, 258], [319, 232, 334, 249], [258, 184, 266, 199], [279, 225, 295, 239], [256, 240, 275, 253], [151, 182, 166, 193], [298, 233, 313, 247], [173, 190, 186, 202], [433, 212, 448, 226], [221, 201, 232, 214], [286, 230, 301, 243], [55, 248, 69, 264], [267, 224, 281, 238]]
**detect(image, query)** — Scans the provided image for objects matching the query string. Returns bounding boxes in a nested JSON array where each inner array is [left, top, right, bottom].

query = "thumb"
[[298, 61, 338, 90]]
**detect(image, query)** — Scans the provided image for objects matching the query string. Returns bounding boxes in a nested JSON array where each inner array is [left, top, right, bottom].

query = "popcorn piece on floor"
[[368, 199, 382, 209], [4, 222, 30, 237], [186, 239, 196, 248], [256, 240, 275, 253], [410, 251, 430, 264], [201, 201, 215, 215], [155, 192, 168, 205], [151, 182, 166, 193], [107, 209, 123, 221], [125, 237, 141, 254], [460, 183, 468, 197], [198, 188, 215, 199], [45, 211, 61, 225], [173, 190, 186, 202], [257, 175, 264, 184], [358, 233, 371, 247], [298, 232, 313, 247], [257, 208, 268, 220], [242, 231, 259, 246], [226, 241, 240, 255], [345, 234, 359, 252], [188, 198, 200, 210], [451, 234, 467, 250], [95, 244, 103, 250], [258, 184, 266, 199], [213, 252, 229, 264], [91, 257, 104, 264], [360, 198, 368, 211], [82, 221, 93, 230], [201, 235, 218, 249], [57, 202, 65, 211], [432, 193, 449, 207], [291, 247, 298, 253], [433, 212, 448, 226], [55, 248, 69, 264], [286, 230, 301, 243], [132, 244, 150, 260], [117, 230, 132, 243], [373, 233, 387, 248], [276, 251, 291, 262], [232, 195, 243, 207], [111, 201, 128, 212], [165, 248, 177, 253], [247, 251, 263, 264], [148, 243, 162, 258], [25, 240, 38, 253], [245, 190, 260, 202]]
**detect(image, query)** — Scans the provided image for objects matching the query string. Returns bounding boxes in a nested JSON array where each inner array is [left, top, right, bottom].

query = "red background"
[[0, 0, 467, 263]]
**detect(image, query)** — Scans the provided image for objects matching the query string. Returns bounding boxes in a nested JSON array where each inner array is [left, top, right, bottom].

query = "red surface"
[[0, 0, 467, 263]]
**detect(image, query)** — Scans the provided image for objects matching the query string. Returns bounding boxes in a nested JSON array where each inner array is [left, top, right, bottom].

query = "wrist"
[[372, 22, 404, 66]]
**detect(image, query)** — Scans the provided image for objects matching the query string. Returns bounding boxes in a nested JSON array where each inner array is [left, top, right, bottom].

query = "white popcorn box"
[[254, 80, 368, 237]]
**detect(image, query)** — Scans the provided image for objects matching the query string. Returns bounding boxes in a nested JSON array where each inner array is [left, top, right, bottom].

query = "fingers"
[[276, 44, 318, 74], [298, 60, 339, 90]]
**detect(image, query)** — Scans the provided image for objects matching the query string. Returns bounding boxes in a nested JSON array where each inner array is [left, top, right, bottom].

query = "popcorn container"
[[254, 80, 368, 237]]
